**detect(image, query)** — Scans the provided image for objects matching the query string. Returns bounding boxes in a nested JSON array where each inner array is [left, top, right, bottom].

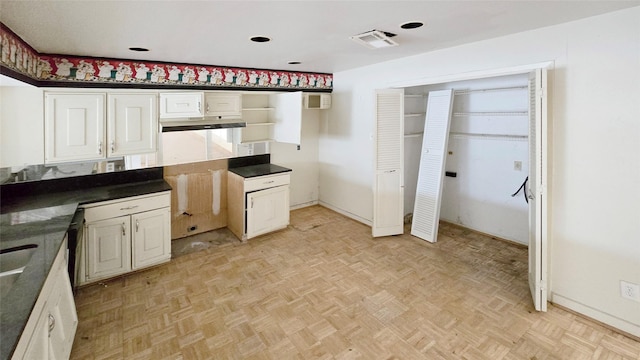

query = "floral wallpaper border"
[[0, 23, 332, 90]]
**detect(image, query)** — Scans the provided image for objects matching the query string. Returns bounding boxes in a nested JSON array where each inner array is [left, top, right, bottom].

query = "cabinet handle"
[[122, 223, 126, 236], [98, 141, 103, 155], [136, 219, 139, 232], [110, 140, 115, 153], [251, 199, 254, 208], [206, 102, 210, 113], [264, 180, 275, 184], [198, 101, 202, 113], [119, 205, 139, 211], [48, 314, 55, 333]]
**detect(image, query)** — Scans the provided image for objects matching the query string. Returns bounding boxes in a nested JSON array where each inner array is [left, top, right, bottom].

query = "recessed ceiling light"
[[128, 47, 149, 52], [400, 21, 424, 30], [288, 61, 301, 65], [250, 36, 271, 43]]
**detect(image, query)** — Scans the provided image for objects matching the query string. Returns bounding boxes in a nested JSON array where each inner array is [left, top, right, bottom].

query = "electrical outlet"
[[106, 162, 115, 172], [620, 280, 640, 302], [514, 161, 522, 171]]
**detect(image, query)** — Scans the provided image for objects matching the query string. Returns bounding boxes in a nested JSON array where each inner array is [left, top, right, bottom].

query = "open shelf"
[[239, 138, 273, 144], [246, 122, 275, 127], [242, 107, 275, 111]]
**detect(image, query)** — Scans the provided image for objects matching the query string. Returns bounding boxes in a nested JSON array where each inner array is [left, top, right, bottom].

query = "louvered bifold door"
[[411, 89, 454, 243], [528, 68, 548, 312], [372, 89, 404, 237]]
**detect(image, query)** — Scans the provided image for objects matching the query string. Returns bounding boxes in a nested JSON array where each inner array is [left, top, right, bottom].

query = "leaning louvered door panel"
[[372, 89, 404, 237], [411, 90, 453, 243]]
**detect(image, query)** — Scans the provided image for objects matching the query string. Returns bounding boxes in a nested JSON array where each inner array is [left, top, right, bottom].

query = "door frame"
[[388, 61, 553, 309]]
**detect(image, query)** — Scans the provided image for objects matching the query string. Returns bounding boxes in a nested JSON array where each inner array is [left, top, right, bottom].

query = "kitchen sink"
[[0, 244, 38, 273], [0, 271, 23, 297]]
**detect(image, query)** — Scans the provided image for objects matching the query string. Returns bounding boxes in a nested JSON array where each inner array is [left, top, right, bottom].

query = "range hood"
[[160, 117, 246, 132]]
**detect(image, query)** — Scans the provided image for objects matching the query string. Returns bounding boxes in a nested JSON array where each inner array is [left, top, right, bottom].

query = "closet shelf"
[[404, 132, 424, 138], [449, 132, 528, 140], [453, 86, 527, 95], [453, 111, 528, 117], [242, 107, 275, 111], [404, 113, 425, 118], [404, 94, 426, 98]]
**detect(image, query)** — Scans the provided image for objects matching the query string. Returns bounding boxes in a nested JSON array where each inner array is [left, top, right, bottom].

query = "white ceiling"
[[1, 1, 638, 74]]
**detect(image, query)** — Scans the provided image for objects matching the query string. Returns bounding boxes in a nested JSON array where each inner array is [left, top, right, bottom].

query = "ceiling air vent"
[[350, 30, 398, 49]]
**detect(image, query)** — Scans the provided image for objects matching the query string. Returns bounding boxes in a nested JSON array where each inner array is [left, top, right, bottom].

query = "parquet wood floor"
[[70, 206, 640, 359]]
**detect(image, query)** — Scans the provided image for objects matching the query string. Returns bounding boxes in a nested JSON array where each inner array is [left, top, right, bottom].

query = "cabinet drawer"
[[82, 192, 171, 222], [244, 173, 290, 192]]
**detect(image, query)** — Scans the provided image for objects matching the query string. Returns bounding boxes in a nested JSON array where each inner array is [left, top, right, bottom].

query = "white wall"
[[271, 108, 320, 209], [319, 7, 640, 336], [0, 85, 44, 168]]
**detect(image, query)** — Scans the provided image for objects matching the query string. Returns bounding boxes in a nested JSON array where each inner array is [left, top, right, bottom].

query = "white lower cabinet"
[[228, 172, 290, 241], [132, 208, 171, 269], [86, 215, 131, 280], [79, 191, 171, 286], [246, 185, 290, 239], [47, 268, 78, 359], [14, 238, 77, 360]]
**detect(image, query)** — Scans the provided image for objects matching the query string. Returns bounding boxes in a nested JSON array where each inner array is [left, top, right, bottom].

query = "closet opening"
[[405, 73, 531, 246], [373, 63, 549, 311]]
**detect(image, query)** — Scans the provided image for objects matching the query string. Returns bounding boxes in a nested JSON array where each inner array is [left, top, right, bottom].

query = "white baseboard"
[[551, 293, 640, 338], [318, 201, 373, 226], [290, 200, 319, 211]]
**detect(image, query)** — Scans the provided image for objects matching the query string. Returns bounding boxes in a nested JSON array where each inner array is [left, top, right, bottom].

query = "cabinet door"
[[86, 216, 131, 281], [48, 267, 78, 360], [132, 208, 171, 269], [107, 93, 158, 156], [22, 306, 50, 360], [271, 92, 302, 145], [159, 92, 203, 118], [45, 93, 105, 163], [204, 93, 242, 118], [246, 185, 290, 239]]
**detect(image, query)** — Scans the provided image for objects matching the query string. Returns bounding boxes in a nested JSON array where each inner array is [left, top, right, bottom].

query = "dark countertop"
[[228, 163, 292, 178], [0, 173, 171, 360]]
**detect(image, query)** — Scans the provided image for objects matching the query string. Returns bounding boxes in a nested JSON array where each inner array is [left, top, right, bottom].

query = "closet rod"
[[453, 86, 527, 95]]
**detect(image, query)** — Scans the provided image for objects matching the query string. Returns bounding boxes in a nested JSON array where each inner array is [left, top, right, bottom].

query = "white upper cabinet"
[[271, 92, 303, 145], [159, 92, 204, 118], [45, 93, 105, 164], [204, 92, 242, 118], [45, 91, 158, 164], [107, 93, 158, 156], [0, 86, 45, 168], [304, 93, 331, 109]]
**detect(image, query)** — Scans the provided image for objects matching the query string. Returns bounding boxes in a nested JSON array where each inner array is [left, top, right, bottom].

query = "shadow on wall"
[[321, 89, 353, 139]]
